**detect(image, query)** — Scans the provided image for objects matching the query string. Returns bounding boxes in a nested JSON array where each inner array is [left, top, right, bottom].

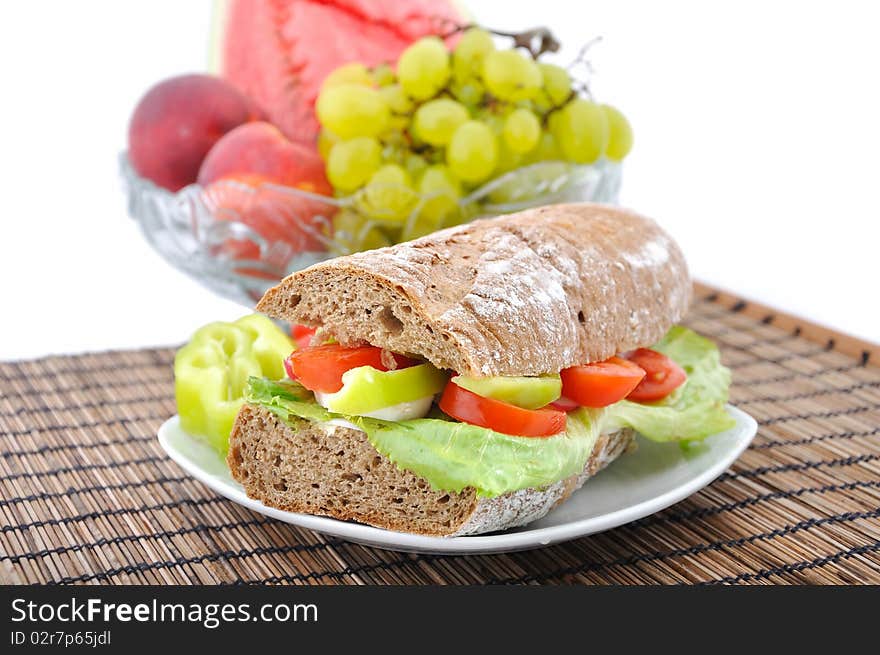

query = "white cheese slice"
[[314, 392, 435, 423]]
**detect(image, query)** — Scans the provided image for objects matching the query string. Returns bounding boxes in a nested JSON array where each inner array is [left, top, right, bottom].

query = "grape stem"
[[441, 23, 561, 59], [566, 36, 602, 99]]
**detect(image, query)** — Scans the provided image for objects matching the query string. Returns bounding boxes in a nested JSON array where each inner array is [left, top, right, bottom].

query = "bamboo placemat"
[[1, 284, 878, 585]]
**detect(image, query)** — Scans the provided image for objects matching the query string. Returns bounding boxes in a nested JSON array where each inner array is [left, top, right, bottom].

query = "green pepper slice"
[[319, 363, 447, 415], [174, 314, 293, 453], [450, 374, 562, 410]]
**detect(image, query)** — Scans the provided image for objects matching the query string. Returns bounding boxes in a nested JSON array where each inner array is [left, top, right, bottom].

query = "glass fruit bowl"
[[121, 153, 621, 307]]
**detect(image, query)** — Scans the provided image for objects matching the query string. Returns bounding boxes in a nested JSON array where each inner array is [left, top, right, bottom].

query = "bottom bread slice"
[[228, 404, 636, 537]]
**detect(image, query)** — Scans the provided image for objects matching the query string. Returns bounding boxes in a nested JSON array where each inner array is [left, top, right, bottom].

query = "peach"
[[197, 122, 331, 194], [198, 122, 335, 274], [127, 74, 263, 191]]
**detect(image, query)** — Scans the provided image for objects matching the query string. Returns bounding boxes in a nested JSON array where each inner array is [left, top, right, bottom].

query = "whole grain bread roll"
[[257, 202, 691, 376]]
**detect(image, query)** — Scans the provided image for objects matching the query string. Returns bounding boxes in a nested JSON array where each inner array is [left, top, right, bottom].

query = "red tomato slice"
[[439, 382, 567, 437], [624, 348, 687, 402], [285, 344, 414, 393], [560, 357, 646, 408]]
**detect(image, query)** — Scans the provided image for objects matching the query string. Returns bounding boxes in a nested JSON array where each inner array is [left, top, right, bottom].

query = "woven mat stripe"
[[735, 381, 880, 406], [0, 373, 172, 401], [0, 412, 169, 439], [7, 472, 879, 563], [0, 349, 174, 383], [0, 475, 192, 508], [0, 390, 176, 420], [4, 470, 876, 578], [28, 504, 880, 585], [0, 433, 157, 460], [2, 291, 880, 585], [3, 441, 877, 529], [749, 428, 879, 450], [737, 363, 868, 388], [696, 541, 880, 585], [692, 284, 877, 365], [481, 508, 880, 584]]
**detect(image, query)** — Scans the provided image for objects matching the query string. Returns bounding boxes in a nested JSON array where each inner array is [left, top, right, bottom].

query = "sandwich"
[[227, 202, 734, 536]]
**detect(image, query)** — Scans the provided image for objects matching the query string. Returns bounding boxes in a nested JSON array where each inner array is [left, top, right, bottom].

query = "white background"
[[0, 0, 877, 361]]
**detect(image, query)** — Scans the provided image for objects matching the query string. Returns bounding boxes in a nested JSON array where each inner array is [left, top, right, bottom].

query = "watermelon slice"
[[220, 0, 463, 146]]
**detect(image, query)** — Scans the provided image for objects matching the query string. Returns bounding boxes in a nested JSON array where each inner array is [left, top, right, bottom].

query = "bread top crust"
[[256, 202, 691, 376]]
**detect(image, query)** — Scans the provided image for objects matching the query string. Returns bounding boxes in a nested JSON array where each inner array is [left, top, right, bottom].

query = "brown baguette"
[[256, 202, 691, 376], [228, 404, 636, 536]]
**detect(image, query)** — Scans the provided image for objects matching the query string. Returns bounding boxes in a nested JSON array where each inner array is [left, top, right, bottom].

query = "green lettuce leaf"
[[605, 326, 735, 442], [354, 408, 604, 497], [242, 326, 735, 496], [245, 377, 334, 423]]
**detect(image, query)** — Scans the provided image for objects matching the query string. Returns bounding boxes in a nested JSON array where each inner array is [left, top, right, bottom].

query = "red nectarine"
[[198, 122, 335, 273], [197, 122, 330, 194], [127, 74, 263, 191]]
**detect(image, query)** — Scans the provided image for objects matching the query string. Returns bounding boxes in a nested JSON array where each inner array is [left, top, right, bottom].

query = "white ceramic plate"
[[158, 407, 756, 554]]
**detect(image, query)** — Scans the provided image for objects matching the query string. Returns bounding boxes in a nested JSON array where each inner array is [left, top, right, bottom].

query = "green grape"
[[320, 62, 373, 93], [404, 165, 463, 239], [523, 130, 562, 164], [450, 79, 485, 108], [317, 129, 338, 161], [494, 136, 524, 175], [381, 115, 410, 147], [316, 83, 390, 139], [452, 28, 494, 81], [482, 50, 542, 101], [425, 148, 445, 165], [413, 98, 469, 146], [371, 63, 396, 87], [418, 164, 461, 199], [331, 209, 392, 256], [361, 164, 419, 222], [474, 108, 504, 134], [532, 96, 553, 115], [549, 98, 610, 164], [326, 137, 382, 191], [397, 37, 451, 101], [386, 114, 411, 138], [417, 164, 462, 222], [381, 141, 406, 164], [379, 84, 414, 114], [405, 153, 429, 180], [538, 62, 572, 107], [546, 107, 563, 135], [502, 108, 540, 153], [446, 120, 499, 183], [601, 104, 634, 160]]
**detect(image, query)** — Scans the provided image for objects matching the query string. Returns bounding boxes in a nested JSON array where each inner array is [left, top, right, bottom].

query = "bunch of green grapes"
[[315, 29, 633, 251]]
